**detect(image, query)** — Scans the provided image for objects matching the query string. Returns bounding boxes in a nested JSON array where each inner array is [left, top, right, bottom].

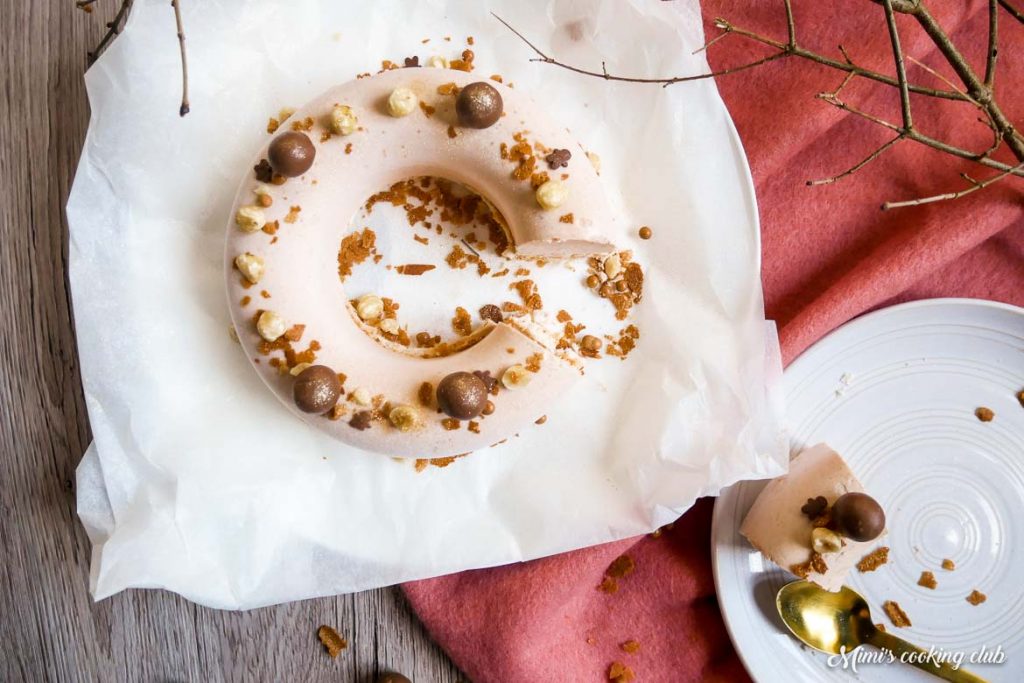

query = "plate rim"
[[710, 296, 1024, 682]]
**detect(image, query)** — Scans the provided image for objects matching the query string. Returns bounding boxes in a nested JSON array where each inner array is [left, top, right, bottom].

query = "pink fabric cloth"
[[404, 2, 1024, 680]]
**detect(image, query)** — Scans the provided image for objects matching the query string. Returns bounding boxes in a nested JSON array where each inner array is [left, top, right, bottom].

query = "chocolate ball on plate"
[[455, 82, 503, 129], [436, 371, 488, 419], [268, 131, 316, 177], [293, 365, 342, 414], [832, 492, 885, 542], [377, 674, 412, 683]]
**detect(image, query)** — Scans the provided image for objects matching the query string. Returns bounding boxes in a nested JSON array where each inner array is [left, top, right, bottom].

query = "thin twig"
[[882, 162, 1024, 209], [172, 0, 190, 117], [784, 0, 796, 48], [998, 0, 1024, 23], [87, 0, 133, 64], [985, 0, 998, 87], [907, 55, 1000, 154], [491, 12, 967, 100], [807, 135, 903, 185], [818, 93, 1024, 176], [882, 0, 913, 130], [490, 13, 788, 87], [692, 31, 729, 55], [908, 2, 1024, 159]]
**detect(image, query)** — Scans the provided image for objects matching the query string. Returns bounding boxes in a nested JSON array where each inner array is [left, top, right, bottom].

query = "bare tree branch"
[[172, 0, 190, 117], [491, 12, 968, 100], [807, 135, 904, 185], [86, 0, 133, 65], [882, 162, 1024, 209], [998, 0, 1024, 23], [881, 0, 913, 129], [784, 0, 796, 48], [985, 0, 998, 87]]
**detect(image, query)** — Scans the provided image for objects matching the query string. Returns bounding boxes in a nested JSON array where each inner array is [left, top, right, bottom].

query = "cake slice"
[[740, 443, 886, 591]]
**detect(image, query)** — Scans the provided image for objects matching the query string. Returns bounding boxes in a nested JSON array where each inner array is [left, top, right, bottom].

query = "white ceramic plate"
[[712, 299, 1024, 683]]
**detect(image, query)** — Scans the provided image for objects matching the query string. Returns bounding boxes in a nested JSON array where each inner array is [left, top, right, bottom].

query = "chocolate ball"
[[436, 371, 488, 419], [293, 365, 342, 414], [268, 131, 316, 177], [455, 82, 503, 129], [377, 675, 412, 683], [832, 492, 885, 542]]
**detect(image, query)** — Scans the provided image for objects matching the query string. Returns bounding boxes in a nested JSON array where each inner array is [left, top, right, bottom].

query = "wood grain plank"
[[0, 2, 464, 681]]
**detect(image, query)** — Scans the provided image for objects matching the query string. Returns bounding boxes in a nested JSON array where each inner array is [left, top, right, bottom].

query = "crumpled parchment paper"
[[69, 0, 786, 609]]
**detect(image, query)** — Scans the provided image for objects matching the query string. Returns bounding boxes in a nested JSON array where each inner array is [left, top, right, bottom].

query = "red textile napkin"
[[405, 2, 1024, 680]]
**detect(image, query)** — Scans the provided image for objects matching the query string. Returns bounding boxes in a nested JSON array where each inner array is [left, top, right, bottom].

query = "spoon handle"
[[867, 630, 989, 682]]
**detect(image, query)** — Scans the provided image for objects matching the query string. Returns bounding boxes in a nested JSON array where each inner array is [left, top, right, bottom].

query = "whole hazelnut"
[[387, 87, 419, 117], [535, 180, 568, 210]]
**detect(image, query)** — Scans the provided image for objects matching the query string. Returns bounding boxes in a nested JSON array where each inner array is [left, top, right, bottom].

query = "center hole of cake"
[[340, 176, 527, 353]]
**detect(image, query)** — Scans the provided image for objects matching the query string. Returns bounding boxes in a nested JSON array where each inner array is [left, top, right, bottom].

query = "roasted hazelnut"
[[501, 364, 531, 389], [436, 371, 488, 419], [235, 206, 265, 233], [329, 104, 358, 135], [234, 252, 265, 284], [256, 310, 287, 341], [535, 179, 568, 210], [811, 527, 843, 554], [832, 492, 885, 542], [389, 404, 421, 432], [293, 365, 342, 414], [268, 131, 316, 177], [455, 81, 503, 128], [387, 87, 418, 117]]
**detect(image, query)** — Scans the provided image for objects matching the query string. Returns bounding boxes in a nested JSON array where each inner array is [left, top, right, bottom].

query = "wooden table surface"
[[0, 3, 463, 681]]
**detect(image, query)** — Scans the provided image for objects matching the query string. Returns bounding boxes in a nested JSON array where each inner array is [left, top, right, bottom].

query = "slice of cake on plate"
[[740, 443, 886, 591]]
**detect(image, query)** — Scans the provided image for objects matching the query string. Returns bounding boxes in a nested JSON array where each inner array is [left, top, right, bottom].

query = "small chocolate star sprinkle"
[[473, 370, 499, 393], [545, 148, 571, 170], [253, 158, 273, 182], [801, 496, 828, 519], [404, 56, 420, 68]]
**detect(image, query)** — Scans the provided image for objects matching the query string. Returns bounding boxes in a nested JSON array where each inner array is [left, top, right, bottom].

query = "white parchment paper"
[[69, 0, 786, 609]]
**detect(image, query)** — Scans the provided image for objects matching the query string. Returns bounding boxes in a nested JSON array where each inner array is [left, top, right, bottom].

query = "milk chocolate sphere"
[[436, 371, 488, 419], [455, 82, 503, 129], [832, 492, 885, 542], [293, 365, 342, 413]]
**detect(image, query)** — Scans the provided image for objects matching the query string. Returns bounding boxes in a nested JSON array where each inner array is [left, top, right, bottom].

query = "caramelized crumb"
[[418, 382, 434, 407], [395, 264, 436, 276], [337, 228, 377, 280], [452, 306, 473, 336], [619, 640, 640, 654], [441, 418, 461, 431], [607, 661, 635, 683], [316, 625, 347, 658], [857, 547, 890, 572], [883, 600, 912, 627], [941, 558, 956, 571], [918, 571, 938, 589], [966, 590, 987, 605]]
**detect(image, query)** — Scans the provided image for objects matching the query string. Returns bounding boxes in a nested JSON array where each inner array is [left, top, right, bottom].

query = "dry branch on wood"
[[78, 0, 190, 117]]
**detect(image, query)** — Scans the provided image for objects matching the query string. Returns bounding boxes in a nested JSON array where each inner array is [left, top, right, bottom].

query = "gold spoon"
[[776, 580, 988, 682]]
